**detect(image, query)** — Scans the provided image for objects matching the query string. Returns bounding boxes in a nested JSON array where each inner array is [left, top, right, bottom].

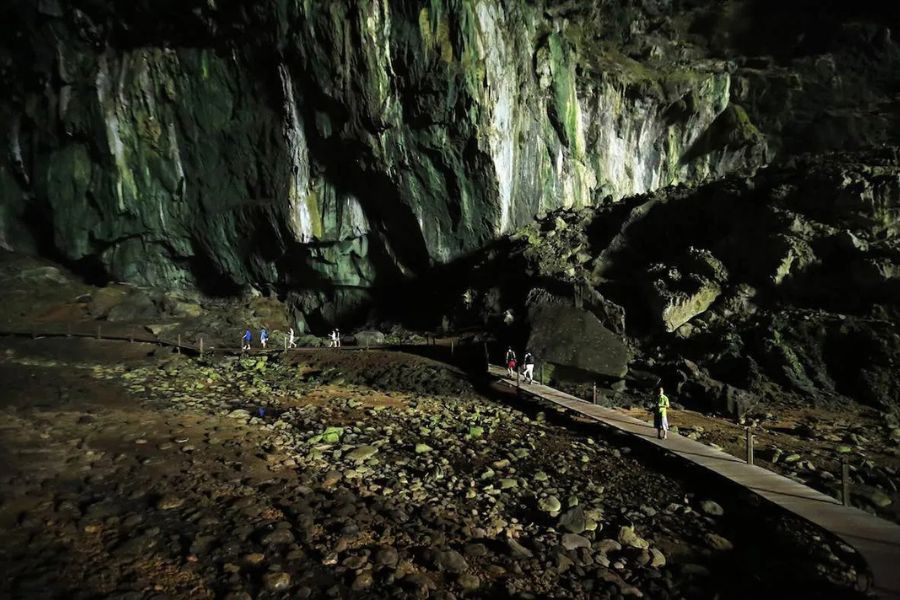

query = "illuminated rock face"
[[0, 1, 897, 322]]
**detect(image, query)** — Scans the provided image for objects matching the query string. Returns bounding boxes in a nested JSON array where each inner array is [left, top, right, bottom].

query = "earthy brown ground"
[[0, 252, 887, 598], [0, 337, 872, 599]]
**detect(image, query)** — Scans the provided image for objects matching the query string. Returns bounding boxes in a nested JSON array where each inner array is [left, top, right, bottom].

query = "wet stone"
[[323, 470, 342, 486], [435, 549, 469, 574], [704, 533, 734, 551], [155, 496, 184, 510], [263, 571, 291, 592], [860, 488, 892, 508], [261, 528, 295, 545], [699, 500, 724, 516], [346, 446, 378, 462], [352, 571, 373, 591], [464, 543, 488, 558], [597, 539, 622, 554], [507, 539, 533, 559], [243, 553, 266, 565], [115, 534, 159, 558], [617, 526, 649, 550], [558, 507, 586, 534], [561, 533, 591, 551], [375, 546, 399, 568], [343, 554, 369, 569], [539, 496, 562, 514], [458, 573, 481, 591]]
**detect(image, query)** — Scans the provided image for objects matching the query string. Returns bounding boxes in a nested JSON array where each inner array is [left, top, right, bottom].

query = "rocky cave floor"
[[0, 337, 874, 600]]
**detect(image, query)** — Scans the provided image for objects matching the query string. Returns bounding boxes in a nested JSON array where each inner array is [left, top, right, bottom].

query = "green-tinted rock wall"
[[1, 0, 897, 322]]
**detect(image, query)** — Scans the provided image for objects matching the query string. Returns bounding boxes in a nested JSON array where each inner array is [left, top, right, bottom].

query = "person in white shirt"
[[522, 351, 535, 383]]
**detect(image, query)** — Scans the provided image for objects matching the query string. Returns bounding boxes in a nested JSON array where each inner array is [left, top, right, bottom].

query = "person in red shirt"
[[505, 347, 517, 377]]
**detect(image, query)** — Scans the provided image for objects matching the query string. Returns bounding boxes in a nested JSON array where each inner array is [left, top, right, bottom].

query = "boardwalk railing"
[[489, 365, 900, 600], [1, 323, 212, 354], [0, 323, 455, 359]]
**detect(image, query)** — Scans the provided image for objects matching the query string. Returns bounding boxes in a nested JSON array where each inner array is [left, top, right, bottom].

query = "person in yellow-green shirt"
[[655, 387, 670, 440]]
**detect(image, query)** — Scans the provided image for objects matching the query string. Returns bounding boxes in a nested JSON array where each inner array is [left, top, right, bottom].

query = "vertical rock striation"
[[0, 0, 896, 324]]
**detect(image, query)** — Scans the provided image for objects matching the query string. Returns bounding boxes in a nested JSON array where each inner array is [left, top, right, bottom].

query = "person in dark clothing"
[[505, 347, 517, 377]]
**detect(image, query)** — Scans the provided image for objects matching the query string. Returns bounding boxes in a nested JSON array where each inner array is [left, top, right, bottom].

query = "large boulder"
[[87, 286, 130, 318], [526, 301, 630, 380], [106, 292, 160, 322], [354, 330, 385, 347], [677, 359, 757, 417], [16, 265, 69, 286], [645, 247, 728, 332]]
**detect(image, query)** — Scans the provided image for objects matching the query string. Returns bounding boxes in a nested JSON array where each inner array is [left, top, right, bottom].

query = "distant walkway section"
[[0, 324, 391, 356], [489, 365, 900, 600]]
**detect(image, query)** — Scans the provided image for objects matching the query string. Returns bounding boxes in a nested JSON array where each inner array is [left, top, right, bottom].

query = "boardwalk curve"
[[489, 366, 900, 600]]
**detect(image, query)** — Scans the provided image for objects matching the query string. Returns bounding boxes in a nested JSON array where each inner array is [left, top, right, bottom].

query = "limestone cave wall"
[[1, 0, 897, 326]]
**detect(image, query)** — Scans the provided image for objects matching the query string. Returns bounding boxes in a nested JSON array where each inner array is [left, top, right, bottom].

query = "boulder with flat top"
[[527, 299, 630, 380]]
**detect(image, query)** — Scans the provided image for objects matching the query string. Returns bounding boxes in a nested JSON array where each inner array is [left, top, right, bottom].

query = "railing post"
[[199, 336, 204, 357], [842, 457, 851, 506], [177, 334, 181, 355], [483, 342, 489, 372], [451, 339, 455, 357], [516, 368, 520, 389], [592, 383, 597, 404], [746, 427, 754, 465], [284, 335, 288, 352], [540, 363, 544, 385]]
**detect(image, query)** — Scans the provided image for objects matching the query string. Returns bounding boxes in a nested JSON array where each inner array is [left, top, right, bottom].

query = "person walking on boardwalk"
[[505, 347, 517, 378], [260, 326, 269, 349], [655, 386, 670, 440], [329, 329, 338, 348], [241, 327, 252, 351], [288, 327, 297, 349], [522, 351, 535, 384], [335, 329, 341, 347]]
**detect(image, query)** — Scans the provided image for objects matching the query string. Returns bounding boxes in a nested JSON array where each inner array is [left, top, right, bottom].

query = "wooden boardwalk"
[[0, 326, 392, 356], [489, 366, 900, 599]]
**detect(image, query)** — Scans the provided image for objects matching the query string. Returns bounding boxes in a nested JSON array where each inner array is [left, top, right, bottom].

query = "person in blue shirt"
[[260, 327, 269, 349], [241, 327, 252, 351]]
